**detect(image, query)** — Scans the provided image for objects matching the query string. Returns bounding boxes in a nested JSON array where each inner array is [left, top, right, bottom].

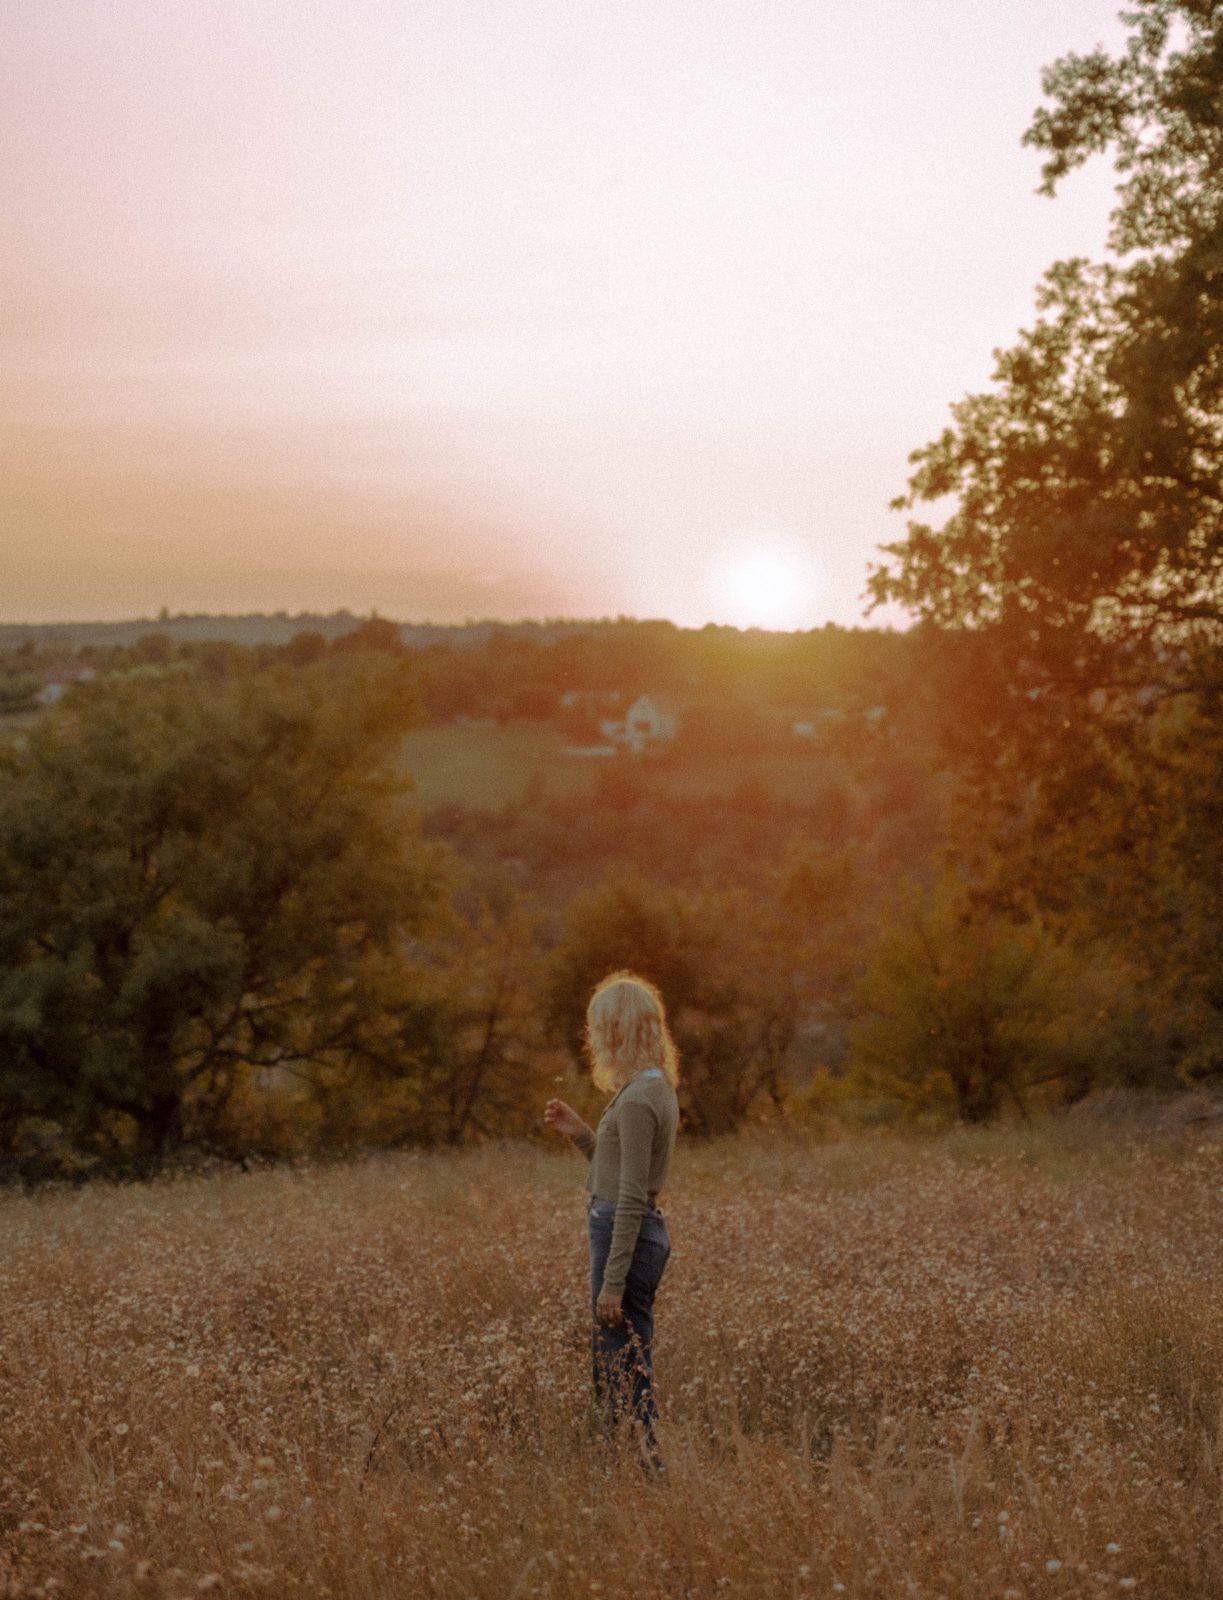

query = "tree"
[[0, 668, 39, 715], [0, 654, 447, 1165], [544, 870, 813, 1135], [873, 0, 1221, 661], [867, 0, 1223, 1076], [414, 893, 552, 1144], [312, 879, 555, 1149], [331, 614, 408, 656], [851, 876, 1082, 1123], [283, 629, 329, 667]]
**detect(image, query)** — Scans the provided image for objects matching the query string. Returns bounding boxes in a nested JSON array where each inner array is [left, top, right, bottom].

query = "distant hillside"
[[0, 612, 633, 651]]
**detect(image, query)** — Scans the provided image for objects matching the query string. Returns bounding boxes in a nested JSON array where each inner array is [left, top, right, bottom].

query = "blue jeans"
[[587, 1197, 671, 1464]]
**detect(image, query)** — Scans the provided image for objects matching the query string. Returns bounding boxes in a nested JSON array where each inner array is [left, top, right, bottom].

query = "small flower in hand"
[[596, 1289, 624, 1326]]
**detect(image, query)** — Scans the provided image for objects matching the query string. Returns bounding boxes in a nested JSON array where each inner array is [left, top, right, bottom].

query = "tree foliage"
[[873, 0, 1221, 662], [0, 656, 446, 1164], [852, 879, 1051, 1123], [868, 0, 1223, 1077], [353, 890, 553, 1147], [543, 862, 846, 1136]]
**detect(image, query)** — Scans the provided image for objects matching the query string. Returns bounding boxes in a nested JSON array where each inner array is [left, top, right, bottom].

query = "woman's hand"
[[543, 1098, 588, 1140], [595, 1289, 624, 1326]]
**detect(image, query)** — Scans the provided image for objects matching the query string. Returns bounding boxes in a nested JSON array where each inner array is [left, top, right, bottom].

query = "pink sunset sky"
[[2, 0, 1130, 629]]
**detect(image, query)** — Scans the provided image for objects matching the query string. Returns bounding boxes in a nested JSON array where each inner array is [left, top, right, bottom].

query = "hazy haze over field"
[[3, 0, 1128, 626]]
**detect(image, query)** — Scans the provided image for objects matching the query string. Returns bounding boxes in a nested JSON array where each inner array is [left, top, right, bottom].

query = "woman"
[[544, 970, 680, 1474]]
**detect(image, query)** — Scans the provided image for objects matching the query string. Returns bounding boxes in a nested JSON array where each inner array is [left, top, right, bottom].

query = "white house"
[[622, 693, 679, 753], [597, 693, 680, 754]]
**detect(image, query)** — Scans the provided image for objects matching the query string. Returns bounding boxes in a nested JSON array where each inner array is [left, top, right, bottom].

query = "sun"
[[705, 532, 822, 630]]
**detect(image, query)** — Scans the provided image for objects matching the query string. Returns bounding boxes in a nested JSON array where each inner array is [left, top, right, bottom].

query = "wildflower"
[[1045, 1559, 1062, 1573], [1105, 1543, 1121, 1555]]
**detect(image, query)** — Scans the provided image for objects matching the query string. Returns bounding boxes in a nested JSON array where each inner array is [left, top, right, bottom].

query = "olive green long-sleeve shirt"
[[573, 1067, 679, 1296]]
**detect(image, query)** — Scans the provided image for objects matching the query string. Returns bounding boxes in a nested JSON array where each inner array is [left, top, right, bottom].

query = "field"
[[398, 722, 599, 808], [398, 720, 840, 809], [2, 1117, 1221, 1599]]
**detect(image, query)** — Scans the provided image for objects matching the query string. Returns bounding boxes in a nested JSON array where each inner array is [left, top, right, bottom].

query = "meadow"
[[2, 1111, 1220, 1599], [397, 719, 844, 809], [398, 722, 597, 808]]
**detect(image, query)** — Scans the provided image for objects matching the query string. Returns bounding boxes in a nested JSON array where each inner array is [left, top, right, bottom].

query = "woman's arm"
[[598, 1098, 658, 1298], [544, 1098, 596, 1159], [572, 1123, 597, 1160]]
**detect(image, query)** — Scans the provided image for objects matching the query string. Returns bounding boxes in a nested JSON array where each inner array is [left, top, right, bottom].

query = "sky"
[[1, 0, 1132, 629]]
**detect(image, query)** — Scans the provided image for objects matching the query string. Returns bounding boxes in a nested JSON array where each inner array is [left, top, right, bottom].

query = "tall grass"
[[2, 1119, 1219, 1597]]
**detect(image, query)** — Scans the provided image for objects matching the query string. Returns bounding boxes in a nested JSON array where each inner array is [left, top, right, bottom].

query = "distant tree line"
[[2, 611, 924, 738]]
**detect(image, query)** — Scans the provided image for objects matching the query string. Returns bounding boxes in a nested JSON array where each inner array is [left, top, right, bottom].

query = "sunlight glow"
[[0, 0, 1129, 625], [705, 532, 823, 631]]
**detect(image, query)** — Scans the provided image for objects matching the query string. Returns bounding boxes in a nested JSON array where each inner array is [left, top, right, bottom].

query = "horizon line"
[[0, 608, 903, 638]]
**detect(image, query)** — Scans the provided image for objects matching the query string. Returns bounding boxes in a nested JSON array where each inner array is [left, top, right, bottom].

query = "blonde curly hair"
[[584, 970, 680, 1095]]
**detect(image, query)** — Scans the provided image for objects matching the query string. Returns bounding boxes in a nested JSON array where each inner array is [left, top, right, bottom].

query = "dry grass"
[[2, 1119, 1220, 1598]]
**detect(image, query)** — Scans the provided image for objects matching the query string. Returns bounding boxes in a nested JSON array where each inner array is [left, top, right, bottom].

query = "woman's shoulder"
[[622, 1068, 677, 1105]]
